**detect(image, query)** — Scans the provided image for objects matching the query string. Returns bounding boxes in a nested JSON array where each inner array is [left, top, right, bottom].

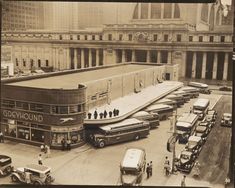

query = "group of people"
[[0, 131, 4, 143], [38, 144, 51, 165], [61, 138, 71, 151], [146, 161, 153, 179], [87, 108, 120, 119]]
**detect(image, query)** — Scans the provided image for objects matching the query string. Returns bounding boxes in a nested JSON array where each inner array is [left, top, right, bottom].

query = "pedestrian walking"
[[116, 109, 119, 116], [113, 109, 116, 116], [149, 161, 153, 176], [94, 110, 98, 119], [146, 163, 150, 179], [0, 131, 4, 143], [181, 175, 186, 187], [61, 138, 65, 151], [25, 171, 31, 184], [109, 111, 113, 118], [99, 112, 104, 119], [194, 161, 200, 177], [104, 110, 107, 118], [44, 144, 48, 154], [40, 144, 45, 152], [45, 145, 51, 158], [164, 156, 170, 176], [67, 139, 71, 150], [88, 112, 92, 119], [38, 154, 43, 165]]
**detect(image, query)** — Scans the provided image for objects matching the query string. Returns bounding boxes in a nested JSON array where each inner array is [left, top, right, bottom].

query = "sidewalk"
[[85, 81, 183, 124]]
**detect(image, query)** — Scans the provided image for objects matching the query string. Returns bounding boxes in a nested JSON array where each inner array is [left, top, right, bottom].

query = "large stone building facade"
[[1, 1, 233, 81]]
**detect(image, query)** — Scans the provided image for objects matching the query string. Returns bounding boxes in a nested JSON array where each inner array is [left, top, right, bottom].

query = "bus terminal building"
[[1, 63, 178, 148]]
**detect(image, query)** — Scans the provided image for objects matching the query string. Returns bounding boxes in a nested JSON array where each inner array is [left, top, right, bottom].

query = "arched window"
[[133, 3, 138, 19], [151, 3, 161, 19], [201, 4, 209, 22], [141, 3, 148, 19], [174, 3, 180, 18], [209, 5, 215, 30], [164, 4, 172, 19]]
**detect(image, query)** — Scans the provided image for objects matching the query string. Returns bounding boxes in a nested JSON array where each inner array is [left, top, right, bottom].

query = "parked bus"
[[165, 94, 184, 107], [188, 82, 211, 94], [172, 90, 190, 102], [87, 118, 150, 148], [145, 104, 173, 121], [176, 113, 199, 143], [120, 148, 146, 186], [153, 98, 177, 110], [178, 86, 200, 98], [130, 111, 159, 129], [193, 98, 210, 120]]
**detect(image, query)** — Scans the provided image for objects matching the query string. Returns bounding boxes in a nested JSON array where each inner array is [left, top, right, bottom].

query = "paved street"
[[0, 93, 230, 187]]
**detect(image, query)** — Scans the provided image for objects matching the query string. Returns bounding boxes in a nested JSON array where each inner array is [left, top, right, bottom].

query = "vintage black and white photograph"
[[0, 0, 234, 187]]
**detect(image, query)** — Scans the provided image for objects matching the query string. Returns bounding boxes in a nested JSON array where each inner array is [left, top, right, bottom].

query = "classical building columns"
[[148, 3, 151, 19], [157, 51, 161, 63], [223, 53, 229, 80], [138, 3, 141, 19], [132, 50, 136, 62], [147, 50, 150, 63], [74, 48, 78, 69], [122, 49, 126, 63], [81, 48, 84, 68], [192, 52, 196, 78], [89, 49, 92, 67], [167, 51, 172, 64], [212, 52, 218, 79], [96, 49, 99, 66], [201, 52, 207, 79]]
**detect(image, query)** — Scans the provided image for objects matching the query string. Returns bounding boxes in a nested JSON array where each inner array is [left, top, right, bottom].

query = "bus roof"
[[177, 113, 198, 124], [179, 86, 199, 92], [172, 90, 186, 95], [189, 82, 208, 88], [155, 98, 175, 104], [100, 118, 143, 131], [131, 111, 150, 117], [121, 148, 145, 169], [145, 104, 173, 112], [176, 122, 191, 128], [193, 98, 210, 108]]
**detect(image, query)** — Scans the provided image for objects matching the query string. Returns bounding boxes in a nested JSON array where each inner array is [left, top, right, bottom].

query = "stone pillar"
[[168, 51, 172, 64], [96, 49, 99, 66], [88, 48, 92, 67], [81, 48, 84, 68], [55, 48, 59, 70], [157, 51, 161, 63], [102, 49, 106, 65], [160, 4, 164, 19], [201, 52, 207, 79], [122, 49, 126, 63], [192, 52, 196, 78], [138, 3, 141, 19], [147, 50, 150, 63], [67, 48, 70, 69], [212, 52, 218, 79], [223, 53, 229, 80], [74, 48, 77, 69], [52, 48, 56, 70], [148, 3, 151, 19], [172, 4, 175, 18], [132, 50, 136, 62]]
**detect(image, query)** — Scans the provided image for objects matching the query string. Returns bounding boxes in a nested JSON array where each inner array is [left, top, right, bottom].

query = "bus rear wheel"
[[98, 140, 105, 148], [134, 134, 140, 140]]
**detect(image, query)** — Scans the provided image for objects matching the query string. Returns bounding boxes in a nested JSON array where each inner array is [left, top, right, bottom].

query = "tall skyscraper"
[[2, 1, 44, 31]]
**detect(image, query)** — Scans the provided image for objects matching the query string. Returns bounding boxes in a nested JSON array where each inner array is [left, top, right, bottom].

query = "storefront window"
[[31, 129, 44, 143], [17, 126, 30, 140], [4, 120, 17, 138], [51, 133, 68, 145], [70, 131, 81, 144]]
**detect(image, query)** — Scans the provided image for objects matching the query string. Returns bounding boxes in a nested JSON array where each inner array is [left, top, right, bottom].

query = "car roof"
[[188, 135, 201, 142], [181, 150, 192, 155], [223, 113, 232, 117], [26, 164, 51, 173], [196, 126, 207, 131], [121, 148, 145, 169]]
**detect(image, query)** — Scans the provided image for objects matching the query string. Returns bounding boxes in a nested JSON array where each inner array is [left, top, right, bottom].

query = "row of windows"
[[189, 35, 225, 42], [2, 100, 85, 114], [15, 58, 49, 67]]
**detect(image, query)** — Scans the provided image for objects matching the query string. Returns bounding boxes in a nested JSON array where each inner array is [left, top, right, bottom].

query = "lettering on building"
[[2, 110, 43, 123]]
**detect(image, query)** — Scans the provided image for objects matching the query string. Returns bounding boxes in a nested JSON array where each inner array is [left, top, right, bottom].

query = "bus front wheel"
[[98, 140, 105, 148], [134, 134, 140, 140]]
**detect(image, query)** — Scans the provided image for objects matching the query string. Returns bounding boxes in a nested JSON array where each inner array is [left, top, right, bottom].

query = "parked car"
[[185, 136, 203, 156], [0, 155, 13, 177], [219, 86, 232, 91], [198, 121, 212, 132], [205, 115, 216, 127], [11, 164, 54, 185], [207, 110, 217, 120], [221, 113, 232, 127], [176, 150, 196, 173], [194, 125, 210, 142]]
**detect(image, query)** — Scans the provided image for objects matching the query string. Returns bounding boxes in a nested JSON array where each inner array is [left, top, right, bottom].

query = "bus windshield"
[[121, 169, 139, 175], [176, 126, 191, 132]]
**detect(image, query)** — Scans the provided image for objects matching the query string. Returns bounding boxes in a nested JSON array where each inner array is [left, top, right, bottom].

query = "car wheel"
[[134, 134, 140, 140], [98, 140, 105, 148], [5, 166, 12, 175], [11, 175, 18, 182], [33, 181, 42, 185]]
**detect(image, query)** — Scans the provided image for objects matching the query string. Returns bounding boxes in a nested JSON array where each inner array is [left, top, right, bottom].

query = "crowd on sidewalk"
[[87, 108, 120, 119]]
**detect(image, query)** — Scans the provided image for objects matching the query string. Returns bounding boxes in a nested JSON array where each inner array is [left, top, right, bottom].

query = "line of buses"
[[86, 82, 211, 148]]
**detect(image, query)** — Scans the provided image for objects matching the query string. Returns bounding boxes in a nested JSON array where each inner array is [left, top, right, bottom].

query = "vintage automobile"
[[176, 150, 196, 173], [219, 86, 232, 92], [221, 113, 232, 127], [0, 155, 13, 177], [199, 121, 212, 131], [205, 115, 215, 127], [194, 125, 209, 142], [207, 110, 217, 120], [11, 164, 54, 185], [185, 136, 203, 156]]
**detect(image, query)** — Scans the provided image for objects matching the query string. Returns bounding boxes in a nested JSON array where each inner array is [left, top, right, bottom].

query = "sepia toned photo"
[[0, 0, 234, 187]]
